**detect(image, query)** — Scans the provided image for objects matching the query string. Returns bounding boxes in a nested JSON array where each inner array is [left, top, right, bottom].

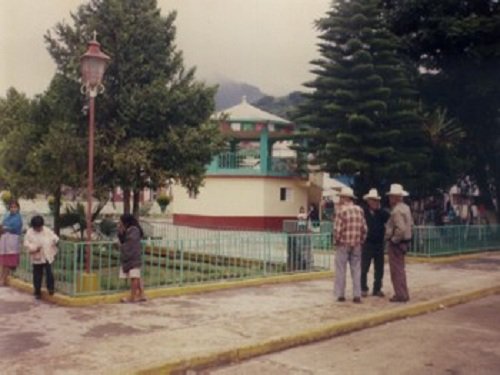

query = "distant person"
[[24, 215, 59, 300], [297, 206, 308, 232], [0, 200, 23, 286], [308, 203, 320, 223], [478, 202, 488, 224], [118, 214, 146, 303], [334, 187, 367, 303], [470, 202, 479, 225], [323, 197, 334, 221], [360, 189, 389, 298], [297, 206, 307, 220], [385, 184, 413, 303]]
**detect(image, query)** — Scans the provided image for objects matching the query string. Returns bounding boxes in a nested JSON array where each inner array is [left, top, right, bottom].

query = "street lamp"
[[80, 31, 110, 274]]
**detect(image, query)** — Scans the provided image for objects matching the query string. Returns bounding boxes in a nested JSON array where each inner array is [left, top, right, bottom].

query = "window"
[[280, 187, 292, 201], [242, 122, 254, 131]]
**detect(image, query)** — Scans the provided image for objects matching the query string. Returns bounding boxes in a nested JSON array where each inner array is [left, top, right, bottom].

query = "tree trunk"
[[494, 163, 500, 223], [133, 189, 140, 218], [494, 139, 500, 222], [53, 186, 62, 236], [123, 188, 131, 215], [474, 155, 495, 210]]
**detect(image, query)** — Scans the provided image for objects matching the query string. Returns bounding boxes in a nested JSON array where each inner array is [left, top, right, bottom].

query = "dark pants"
[[33, 262, 54, 297], [361, 242, 384, 293], [388, 242, 409, 300]]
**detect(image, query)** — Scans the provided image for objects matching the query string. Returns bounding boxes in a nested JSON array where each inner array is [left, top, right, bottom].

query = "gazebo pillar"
[[259, 126, 269, 173], [208, 155, 219, 172]]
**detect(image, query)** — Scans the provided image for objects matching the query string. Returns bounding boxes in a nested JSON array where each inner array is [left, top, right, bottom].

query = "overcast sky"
[[0, 0, 331, 98]]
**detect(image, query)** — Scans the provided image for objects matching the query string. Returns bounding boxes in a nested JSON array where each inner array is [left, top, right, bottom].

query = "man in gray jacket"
[[385, 184, 413, 302]]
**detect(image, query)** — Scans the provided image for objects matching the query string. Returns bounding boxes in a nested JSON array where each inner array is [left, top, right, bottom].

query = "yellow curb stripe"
[[408, 250, 499, 264], [135, 285, 500, 375], [9, 271, 333, 307]]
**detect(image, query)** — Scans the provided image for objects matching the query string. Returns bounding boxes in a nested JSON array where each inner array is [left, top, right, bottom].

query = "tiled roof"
[[213, 96, 291, 124]]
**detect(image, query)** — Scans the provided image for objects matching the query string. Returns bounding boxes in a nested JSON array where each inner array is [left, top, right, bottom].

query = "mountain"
[[253, 91, 305, 120], [211, 77, 306, 121], [214, 80, 265, 111]]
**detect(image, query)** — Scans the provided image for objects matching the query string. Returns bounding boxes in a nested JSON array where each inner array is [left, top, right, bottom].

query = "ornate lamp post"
[[80, 32, 110, 274]]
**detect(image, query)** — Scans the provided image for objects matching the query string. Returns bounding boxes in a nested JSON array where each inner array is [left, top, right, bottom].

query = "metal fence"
[[14, 232, 333, 296], [409, 224, 500, 257], [13, 223, 500, 296]]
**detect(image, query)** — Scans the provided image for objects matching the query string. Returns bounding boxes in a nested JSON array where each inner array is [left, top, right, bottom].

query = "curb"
[[9, 271, 333, 307], [408, 250, 499, 264], [10, 251, 497, 306], [135, 284, 500, 375]]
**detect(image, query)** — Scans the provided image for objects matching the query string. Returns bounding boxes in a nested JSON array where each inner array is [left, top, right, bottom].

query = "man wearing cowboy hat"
[[361, 188, 390, 298], [334, 187, 367, 303], [385, 183, 414, 302]]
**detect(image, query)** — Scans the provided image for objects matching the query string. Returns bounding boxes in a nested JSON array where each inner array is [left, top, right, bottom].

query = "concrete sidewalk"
[[1, 253, 500, 375]]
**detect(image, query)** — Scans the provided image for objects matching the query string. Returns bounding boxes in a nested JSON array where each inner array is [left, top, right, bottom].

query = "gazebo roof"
[[213, 96, 291, 125]]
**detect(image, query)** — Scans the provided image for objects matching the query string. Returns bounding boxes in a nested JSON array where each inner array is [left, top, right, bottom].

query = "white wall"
[[173, 177, 308, 217]]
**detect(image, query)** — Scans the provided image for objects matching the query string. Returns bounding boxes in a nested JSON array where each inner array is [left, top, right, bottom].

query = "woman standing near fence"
[[24, 215, 59, 299], [118, 214, 146, 303], [0, 200, 23, 286]]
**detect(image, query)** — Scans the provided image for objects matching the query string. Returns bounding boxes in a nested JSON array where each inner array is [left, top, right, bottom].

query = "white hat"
[[338, 186, 356, 199], [363, 188, 381, 201], [386, 183, 409, 197]]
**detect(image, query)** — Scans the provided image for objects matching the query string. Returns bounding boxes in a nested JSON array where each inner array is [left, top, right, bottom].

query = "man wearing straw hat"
[[385, 183, 414, 302], [361, 188, 390, 298], [334, 187, 367, 303]]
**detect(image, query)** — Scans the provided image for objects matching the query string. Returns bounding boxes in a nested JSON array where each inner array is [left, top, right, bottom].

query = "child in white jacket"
[[24, 215, 59, 299]]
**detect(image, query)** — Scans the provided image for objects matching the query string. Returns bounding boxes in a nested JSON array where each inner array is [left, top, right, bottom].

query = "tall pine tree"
[[299, 0, 429, 196]]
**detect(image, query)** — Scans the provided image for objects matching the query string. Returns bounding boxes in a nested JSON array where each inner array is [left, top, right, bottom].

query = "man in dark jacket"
[[361, 189, 390, 297]]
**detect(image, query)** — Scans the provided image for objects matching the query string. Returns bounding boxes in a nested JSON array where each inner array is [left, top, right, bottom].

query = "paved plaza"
[[210, 294, 500, 374], [0, 253, 499, 374]]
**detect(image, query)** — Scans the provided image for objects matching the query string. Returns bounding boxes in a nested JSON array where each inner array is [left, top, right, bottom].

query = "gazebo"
[[172, 97, 309, 230]]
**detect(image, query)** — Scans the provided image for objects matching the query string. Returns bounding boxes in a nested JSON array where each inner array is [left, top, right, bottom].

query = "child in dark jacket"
[[118, 214, 146, 303]]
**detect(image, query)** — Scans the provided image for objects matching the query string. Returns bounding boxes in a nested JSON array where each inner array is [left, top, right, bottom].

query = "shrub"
[[156, 194, 171, 213], [48, 196, 55, 214], [99, 218, 118, 237], [1, 191, 12, 208]]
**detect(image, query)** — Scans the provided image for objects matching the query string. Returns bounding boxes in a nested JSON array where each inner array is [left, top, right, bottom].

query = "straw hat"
[[338, 186, 356, 199], [363, 188, 381, 201], [386, 183, 409, 197]]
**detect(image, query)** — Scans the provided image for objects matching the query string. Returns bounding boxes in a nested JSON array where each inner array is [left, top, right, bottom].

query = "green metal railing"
[[217, 151, 248, 169], [409, 225, 500, 257], [206, 151, 301, 177], [14, 232, 332, 296], [13, 223, 500, 296], [282, 220, 333, 251]]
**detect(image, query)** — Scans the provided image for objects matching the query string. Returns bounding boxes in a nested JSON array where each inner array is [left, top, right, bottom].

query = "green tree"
[[45, 0, 222, 216], [298, 0, 429, 196], [0, 77, 89, 234], [0, 88, 36, 194], [421, 107, 466, 192], [383, 0, 500, 218]]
